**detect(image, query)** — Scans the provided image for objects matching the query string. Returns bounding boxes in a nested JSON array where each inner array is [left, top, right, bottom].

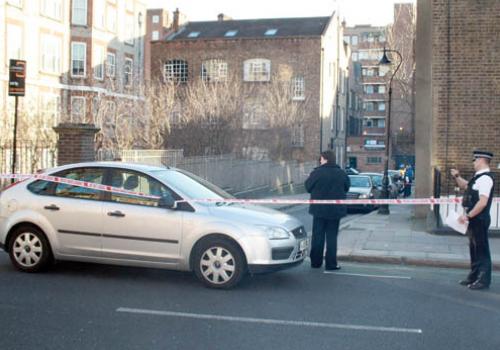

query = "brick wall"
[[54, 123, 100, 165], [431, 0, 500, 194]]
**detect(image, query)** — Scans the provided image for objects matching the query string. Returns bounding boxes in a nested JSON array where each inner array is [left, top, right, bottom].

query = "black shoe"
[[468, 281, 490, 290], [325, 265, 341, 271], [311, 265, 322, 269], [459, 279, 474, 286]]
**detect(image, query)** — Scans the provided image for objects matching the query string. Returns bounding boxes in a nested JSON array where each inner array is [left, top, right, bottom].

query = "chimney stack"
[[217, 13, 232, 22], [173, 8, 180, 31]]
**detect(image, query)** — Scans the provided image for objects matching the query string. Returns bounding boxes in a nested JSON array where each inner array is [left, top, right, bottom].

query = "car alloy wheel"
[[194, 237, 246, 289], [9, 226, 52, 273]]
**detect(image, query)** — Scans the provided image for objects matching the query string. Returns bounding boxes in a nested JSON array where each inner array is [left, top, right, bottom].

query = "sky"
[[147, 0, 415, 26]]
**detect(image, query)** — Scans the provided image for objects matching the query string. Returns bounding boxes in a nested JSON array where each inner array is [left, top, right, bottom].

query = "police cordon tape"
[[1, 173, 499, 205]]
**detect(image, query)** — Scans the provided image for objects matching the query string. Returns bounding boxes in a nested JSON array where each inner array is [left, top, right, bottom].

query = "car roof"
[[43, 161, 172, 174], [360, 172, 382, 176]]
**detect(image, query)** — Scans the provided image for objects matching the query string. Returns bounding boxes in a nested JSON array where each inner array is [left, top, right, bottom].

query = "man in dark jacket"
[[305, 150, 350, 270]]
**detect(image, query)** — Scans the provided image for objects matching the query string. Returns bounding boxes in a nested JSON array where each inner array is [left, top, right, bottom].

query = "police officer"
[[305, 150, 350, 270], [450, 150, 495, 290]]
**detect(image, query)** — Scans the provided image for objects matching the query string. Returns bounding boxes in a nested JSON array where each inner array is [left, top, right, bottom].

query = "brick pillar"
[[53, 123, 100, 165]]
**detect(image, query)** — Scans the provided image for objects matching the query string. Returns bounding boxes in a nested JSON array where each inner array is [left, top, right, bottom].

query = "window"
[[41, 34, 61, 73], [164, 59, 188, 83], [104, 101, 116, 126], [343, 35, 350, 44], [351, 35, 358, 45], [292, 76, 305, 100], [70, 96, 86, 123], [367, 157, 382, 164], [224, 30, 238, 37], [40, 94, 60, 127], [378, 85, 386, 94], [93, 0, 105, 28], [379, 65, 389, 77], [125, 15, 134, 45], [187, 31, 200, 38], [7, 24, 22, 60], [152, 31, 159, 40], [72, 0, 87, 25], [352, 52, 358, 62], [107, 5, 117, 32], [54, 168, 105, 201], [109, 170, 175, 207], [152, 15, 160, 23], [40, 0, 62, 20], [291, 124, 304, 147], [201, 59, 228, 82], [364, 118, 385, 128], [93, 45, 105, 80], [124, 58, 133, 86], [265, 29, 278, 36], [243, 59, 271, 82], [378, 102, 386, 111], [364, 85, 374, 94], [106, 52, 115, 77], [243, 101, 268, 129], [27, 180, 52, 196], [71, 42, 86, 77]]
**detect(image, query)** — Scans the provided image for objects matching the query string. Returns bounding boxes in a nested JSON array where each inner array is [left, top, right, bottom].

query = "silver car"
[[0, 162, 308, 289]]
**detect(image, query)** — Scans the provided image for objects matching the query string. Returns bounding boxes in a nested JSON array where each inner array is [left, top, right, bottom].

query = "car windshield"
[[369, 175, 383, 187], [349, 176, 371, 188], [150, 169, 234, 200]]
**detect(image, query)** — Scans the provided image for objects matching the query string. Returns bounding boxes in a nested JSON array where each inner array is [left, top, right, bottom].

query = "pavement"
[[268, 192, 500, 270]]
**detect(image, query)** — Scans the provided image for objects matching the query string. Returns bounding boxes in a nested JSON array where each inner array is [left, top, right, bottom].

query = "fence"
[[433, 167, 500, 231], [100, 149, 316, 196], [0, 143, 56, 189]]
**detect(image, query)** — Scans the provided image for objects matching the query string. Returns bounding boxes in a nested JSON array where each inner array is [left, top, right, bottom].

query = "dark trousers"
[[467, 217, 492, 285], [310, 217, 340, 269]]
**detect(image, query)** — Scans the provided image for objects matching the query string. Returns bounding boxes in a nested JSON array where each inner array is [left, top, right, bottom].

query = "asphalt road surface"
[[1, 249, 499, 350]]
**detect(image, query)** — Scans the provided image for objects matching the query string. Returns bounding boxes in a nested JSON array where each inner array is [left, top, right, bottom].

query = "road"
[[1, 206, 499, 350]]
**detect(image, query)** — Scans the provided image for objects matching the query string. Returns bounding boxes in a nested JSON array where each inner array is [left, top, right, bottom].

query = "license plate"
[[299, 239, 308, 251]]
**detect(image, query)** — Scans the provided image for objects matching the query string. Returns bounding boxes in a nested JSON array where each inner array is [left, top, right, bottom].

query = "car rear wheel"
[[8, 226, 52, 273], [193, 238, 246, 289]]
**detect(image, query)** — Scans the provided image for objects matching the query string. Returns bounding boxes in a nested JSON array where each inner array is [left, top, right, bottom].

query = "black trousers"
[[310, 217, 340, 269], [467, 217, 492, 285]]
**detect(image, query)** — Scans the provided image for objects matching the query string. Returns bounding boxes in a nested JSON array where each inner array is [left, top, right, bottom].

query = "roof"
[[166, 16, 332, 41]]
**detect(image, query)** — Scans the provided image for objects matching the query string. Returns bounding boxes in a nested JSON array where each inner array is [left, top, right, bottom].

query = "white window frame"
[[72, 0, 87, 26], [292, 76, 305, 101], [7, 24, 23, 60], [164, 59, 188, 83], [378, 102, 386, 111], [152, 15, 160, 24], [70, 96, 86, 123], [243, 58, 271, 82], [378, 85, 386, 94], [40, 0, 62, 21], [40, 93, 60, 127], [201, 59, 228, 82], [351, 35, 358, 45], [124, 58, 133, 87], [106, 52, 116, 78], [152, 31, 159, 41], [93, 45, 105, 80], [71, 42, 86, 78], [41, 34, 61, 74]]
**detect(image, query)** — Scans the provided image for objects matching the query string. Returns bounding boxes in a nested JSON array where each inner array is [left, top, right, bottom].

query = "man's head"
[[472, 150, 493, 171], [320, 150, 336, 165]]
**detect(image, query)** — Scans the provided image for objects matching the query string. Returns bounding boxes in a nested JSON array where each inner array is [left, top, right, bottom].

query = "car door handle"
[[44, 204, 60, 211], [107, 211, 125, 217]]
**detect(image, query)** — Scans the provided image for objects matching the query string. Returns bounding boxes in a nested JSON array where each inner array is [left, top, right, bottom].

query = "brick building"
[[415, 0, 500, 218], [150, 13, 349, 162]]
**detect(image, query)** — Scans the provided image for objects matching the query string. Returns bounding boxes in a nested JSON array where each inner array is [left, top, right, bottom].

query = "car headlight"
[[257, 226, 291, 240], [359, 194, 369, 199]]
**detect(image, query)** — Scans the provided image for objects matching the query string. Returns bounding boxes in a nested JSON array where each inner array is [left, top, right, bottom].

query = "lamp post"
[[378, 46, 402, 215]]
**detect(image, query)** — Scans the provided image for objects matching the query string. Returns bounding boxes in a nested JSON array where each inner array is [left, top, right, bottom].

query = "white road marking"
[[324, 271, 412, 280], [116, 307, 422, 334]]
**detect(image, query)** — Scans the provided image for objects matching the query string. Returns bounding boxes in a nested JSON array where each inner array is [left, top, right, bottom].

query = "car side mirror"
[[159, 194, 177, 209]]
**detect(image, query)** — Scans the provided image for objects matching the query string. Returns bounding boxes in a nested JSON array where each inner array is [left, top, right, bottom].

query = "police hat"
[[473, 150, 494, 160]]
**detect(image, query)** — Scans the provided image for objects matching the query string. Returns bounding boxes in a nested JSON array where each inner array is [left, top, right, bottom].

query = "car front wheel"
[[8, 226, 52, 273], [193, 238, 246, 289]]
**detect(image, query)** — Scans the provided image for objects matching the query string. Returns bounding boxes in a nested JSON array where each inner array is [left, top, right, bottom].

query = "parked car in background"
[[0, 162, 309, 289], [346, 175, 377, 213], [360, 172, 400, 199]]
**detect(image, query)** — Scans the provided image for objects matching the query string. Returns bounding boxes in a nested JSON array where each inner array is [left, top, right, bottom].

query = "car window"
[[27, 180, 52, 195], [54, 168, 105, 200], [349, 176, 371, 188], [370, 175, 383, 187], [109, 170, 175, 207]]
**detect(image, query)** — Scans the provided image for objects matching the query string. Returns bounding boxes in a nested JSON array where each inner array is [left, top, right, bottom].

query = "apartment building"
[[150, 12, 349, 162], [0, 0, 147, 144]]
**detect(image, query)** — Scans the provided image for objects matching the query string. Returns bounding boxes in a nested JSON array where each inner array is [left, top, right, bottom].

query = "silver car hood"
[[207, 204, 302, 230]]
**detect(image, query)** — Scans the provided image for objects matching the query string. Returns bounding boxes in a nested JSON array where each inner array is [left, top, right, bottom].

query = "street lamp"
[[377, 46, 402, 215]]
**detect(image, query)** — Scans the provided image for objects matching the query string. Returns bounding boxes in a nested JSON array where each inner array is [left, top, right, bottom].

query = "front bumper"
[[248, 259, 304, 274]]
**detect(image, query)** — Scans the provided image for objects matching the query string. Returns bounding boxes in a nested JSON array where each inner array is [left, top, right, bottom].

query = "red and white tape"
[[1, 173, 499, 205]]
